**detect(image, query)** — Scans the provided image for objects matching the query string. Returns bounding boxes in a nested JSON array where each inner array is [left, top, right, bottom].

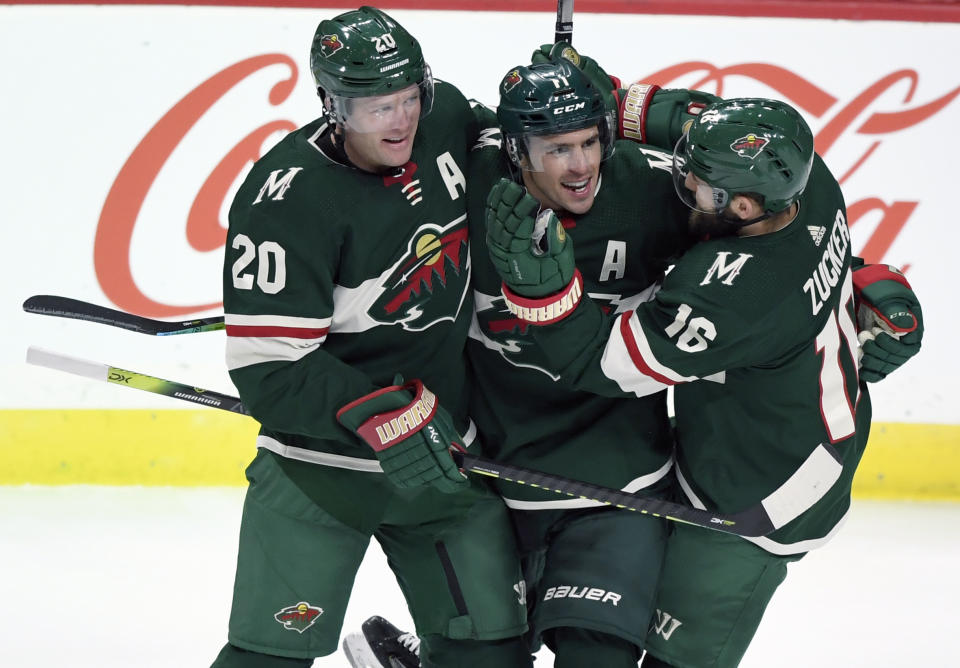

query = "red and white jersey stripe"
[[601, 311, 699, 397], [225, 313, 331, 370]]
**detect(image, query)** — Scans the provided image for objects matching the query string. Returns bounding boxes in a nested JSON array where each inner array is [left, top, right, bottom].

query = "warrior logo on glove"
[[338, 378, 468, 493], [368, 386, 437, 450]]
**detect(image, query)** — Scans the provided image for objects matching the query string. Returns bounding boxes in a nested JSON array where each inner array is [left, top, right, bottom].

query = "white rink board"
[[2, 6, 958, 424]]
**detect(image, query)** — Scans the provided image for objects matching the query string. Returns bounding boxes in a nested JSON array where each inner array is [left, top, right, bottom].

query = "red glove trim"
[[336, 383, 405, 417], [501, 270, 584, 325], [337, 380, 438, 452], [853, 264, 917, 334], [863, 302, 918, 334], [609, 75, 623, 110], [619, 82, 660, 143], [852, 264, 912, 295]]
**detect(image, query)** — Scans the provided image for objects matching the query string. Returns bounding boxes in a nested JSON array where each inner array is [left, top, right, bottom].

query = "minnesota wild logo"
[[319, 34, 343, 58], [474, 290, 637, 378], [503, 69, 523, 93], [473, 291, 554, 377], [274, 601, 323, 634], [730, 134, 769, 159], [369, 219, 470, 331]]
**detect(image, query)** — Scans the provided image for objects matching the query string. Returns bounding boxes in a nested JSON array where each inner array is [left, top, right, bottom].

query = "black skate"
[[343, 615, 420, 668]]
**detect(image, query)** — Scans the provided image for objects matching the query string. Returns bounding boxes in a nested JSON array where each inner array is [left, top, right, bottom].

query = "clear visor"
[[329, 75, 434, 134], [509, 111, 615, 172], [672, 134, 729, 213]]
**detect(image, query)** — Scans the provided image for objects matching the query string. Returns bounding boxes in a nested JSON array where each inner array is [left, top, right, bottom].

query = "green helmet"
[[672, 98, 814, 215], [309, 6, 434, 122], [496, 61, 615, 168]]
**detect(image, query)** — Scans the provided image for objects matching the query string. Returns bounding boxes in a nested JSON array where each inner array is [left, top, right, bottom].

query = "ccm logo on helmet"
[[543, 585, 622, 606], [553, 102, 586, 115]]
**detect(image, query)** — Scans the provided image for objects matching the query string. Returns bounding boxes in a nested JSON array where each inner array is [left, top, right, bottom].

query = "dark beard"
[[688, 210, 741, 239]]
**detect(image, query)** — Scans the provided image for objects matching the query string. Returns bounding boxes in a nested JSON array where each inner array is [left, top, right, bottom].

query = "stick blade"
[[22, 294, 225, 335]]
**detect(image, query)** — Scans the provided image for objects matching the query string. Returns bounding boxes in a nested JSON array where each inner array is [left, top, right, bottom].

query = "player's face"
[[521, 127, 602, 215], [342, 85, 421, 171], [684, 171, 725, 212], [683, 173, 748, 238]]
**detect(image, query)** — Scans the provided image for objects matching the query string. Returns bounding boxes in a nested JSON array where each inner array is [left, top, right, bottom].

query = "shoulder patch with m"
[[699, 251, 753, 286]]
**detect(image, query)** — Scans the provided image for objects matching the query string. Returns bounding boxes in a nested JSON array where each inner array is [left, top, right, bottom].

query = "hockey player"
[[212, 7, 530, 668], [342, 59, 708, 668], [346, 47, 924, 668], [465, 60, 696, 668], [484, 97, 923, 667]]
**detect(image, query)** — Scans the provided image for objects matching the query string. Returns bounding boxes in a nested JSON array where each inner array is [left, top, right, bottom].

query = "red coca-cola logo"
[[94, 54, 298, 317], [95, 57, 958, 316]]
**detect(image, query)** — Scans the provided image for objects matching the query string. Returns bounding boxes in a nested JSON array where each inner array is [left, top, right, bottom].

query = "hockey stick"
[[22, 295, 225, 336], [26, 347, 246, 414], [555, 0, 574, 43], [25, 346, 777, 537]]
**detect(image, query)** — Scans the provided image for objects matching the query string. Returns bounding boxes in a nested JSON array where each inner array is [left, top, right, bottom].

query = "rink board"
[[2, 6, 958, 499], [1, 409, 957, 500]]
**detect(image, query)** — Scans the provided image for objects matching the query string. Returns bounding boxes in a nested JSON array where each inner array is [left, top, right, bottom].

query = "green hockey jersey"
[[467, 135, 692, 506], [223, 81, 485, 467], [532, 155, 870, 553]]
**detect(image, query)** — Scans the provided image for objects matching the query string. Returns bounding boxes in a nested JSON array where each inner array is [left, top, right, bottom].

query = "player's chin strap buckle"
[[501, 270, 584, 325]]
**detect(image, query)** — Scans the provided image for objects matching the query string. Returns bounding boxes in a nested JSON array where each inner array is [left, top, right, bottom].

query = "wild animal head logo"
[[730, 134, 769, 159], [319, 35, 343, 58], [473, 290, 636, 379], [503, 70, 523, 93], [274, 601, 323, 634], [369, 221, 470, 331]]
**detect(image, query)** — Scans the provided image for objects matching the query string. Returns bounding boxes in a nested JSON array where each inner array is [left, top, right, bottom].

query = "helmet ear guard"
[[505, 136, 524, 167]]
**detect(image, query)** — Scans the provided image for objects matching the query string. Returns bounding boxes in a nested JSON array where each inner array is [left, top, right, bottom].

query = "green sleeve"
[[527, 297, 631, 397], [469, 98, 498, 132]]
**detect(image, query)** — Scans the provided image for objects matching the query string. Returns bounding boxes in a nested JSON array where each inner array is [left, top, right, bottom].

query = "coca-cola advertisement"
[[2, 5, 959, 668], [4, 6, 956, 424]]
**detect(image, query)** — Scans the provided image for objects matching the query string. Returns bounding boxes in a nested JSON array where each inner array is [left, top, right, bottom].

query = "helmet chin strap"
[[720, 200, 800, 233], [719, 210, 774, 229]]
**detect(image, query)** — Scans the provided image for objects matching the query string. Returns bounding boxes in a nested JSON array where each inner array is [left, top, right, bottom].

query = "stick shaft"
[[555, 0, 574, 43], [25, 346, 774, 537]]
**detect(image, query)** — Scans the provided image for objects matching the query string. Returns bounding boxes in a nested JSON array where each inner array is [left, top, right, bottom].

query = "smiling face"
[[339, 84, 422, 172], [520, 126, 603, 215]]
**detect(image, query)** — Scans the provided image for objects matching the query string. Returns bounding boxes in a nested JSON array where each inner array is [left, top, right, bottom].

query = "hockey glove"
[[853, 264, 923, 383], [486, 178, 583, 324], [531, 41, 621, 117], [337, 378, 468, 493], [620, 86, 721, 148]]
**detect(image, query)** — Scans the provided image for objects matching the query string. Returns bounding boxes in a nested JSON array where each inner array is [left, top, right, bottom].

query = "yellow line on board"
[[0, 410, 256, 486], [853, 422, 959, 500], [0, 410, 958, 498]]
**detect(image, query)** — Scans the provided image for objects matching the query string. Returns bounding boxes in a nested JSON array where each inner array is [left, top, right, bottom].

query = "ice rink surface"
[[2, 486, 958, 667]]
